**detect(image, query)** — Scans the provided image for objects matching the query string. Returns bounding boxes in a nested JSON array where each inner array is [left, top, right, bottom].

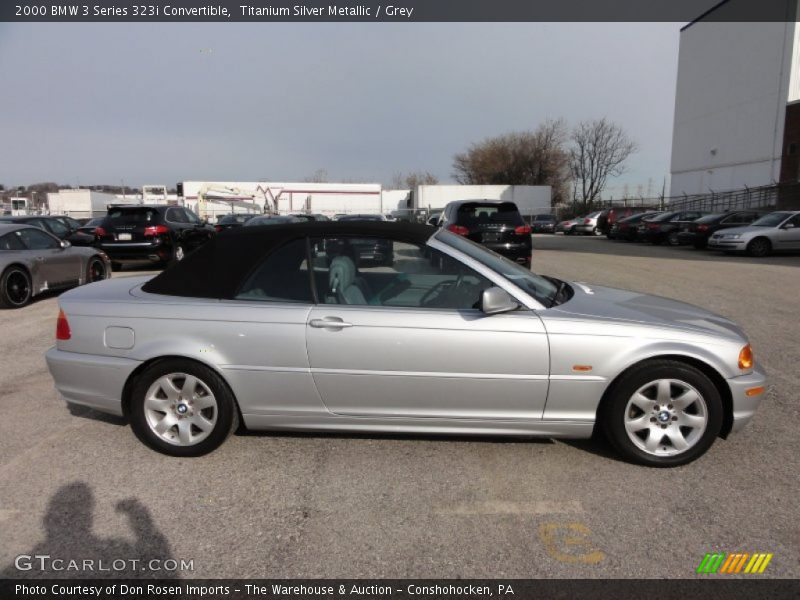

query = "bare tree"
[[303, 169, 329, 183], [391, 170, 439, 190], [570, 119, 637, 211], [452, 120, 571, 204]]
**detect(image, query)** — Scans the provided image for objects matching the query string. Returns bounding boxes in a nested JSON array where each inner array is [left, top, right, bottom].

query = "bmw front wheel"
[[602, 360, 722, 467], [129, 360, 239, 456]]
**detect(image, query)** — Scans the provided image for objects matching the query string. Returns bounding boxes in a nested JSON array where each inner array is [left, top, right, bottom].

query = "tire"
[[667, 232, 680, 246], [0, 267, 33, 309], [746, 237, 771, 258], [86, 256, 108, 283], [601, 359, 723, 467], [593, 227, 602, 236], [129, 359, 240, 457]]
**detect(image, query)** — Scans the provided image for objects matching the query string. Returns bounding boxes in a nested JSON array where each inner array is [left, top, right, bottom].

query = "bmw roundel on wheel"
[[44, 220, 766, 465]]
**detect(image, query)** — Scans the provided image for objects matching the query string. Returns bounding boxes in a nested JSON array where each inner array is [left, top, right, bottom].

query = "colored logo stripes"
[[696, 552, 773, 574]]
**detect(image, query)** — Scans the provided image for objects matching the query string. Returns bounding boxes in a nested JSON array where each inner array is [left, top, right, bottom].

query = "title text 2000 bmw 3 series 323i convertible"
[[45, 221, 766, 466]]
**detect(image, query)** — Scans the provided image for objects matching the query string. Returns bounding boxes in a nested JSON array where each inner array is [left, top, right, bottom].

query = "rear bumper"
[[482, 242, 532, 263], [574, 224, 596, 233], [727, 365, 768, 434], [708, 238, 748, 252], [100, 240, 171, 262], [45, 347, 141, 416]]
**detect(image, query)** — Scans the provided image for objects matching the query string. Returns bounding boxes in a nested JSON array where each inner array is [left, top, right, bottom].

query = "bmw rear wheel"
[[602, 360, 722, 467], [0, 267, 32, 309], [130, 360, 239, 456]]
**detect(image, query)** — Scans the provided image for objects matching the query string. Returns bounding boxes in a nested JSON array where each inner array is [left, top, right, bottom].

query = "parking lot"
[[0, 234, 798, 579]]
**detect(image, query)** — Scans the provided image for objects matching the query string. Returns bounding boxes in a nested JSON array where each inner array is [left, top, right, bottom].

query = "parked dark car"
[[245, 215, 302, 227], [290, 213, 331, 222], [677, 211, 765, 249], [607, 212, 662, 241], [637, 210, 707, 245], [439, 200, 532, 266], [214, 214, 256, 232], [66, 217, 105, 247], [323, 214, 392, 265], [96, 205, 215, 270], [596, 207, 654, 236], [0, 215, 76, 240], [530, 214, 556, 233]]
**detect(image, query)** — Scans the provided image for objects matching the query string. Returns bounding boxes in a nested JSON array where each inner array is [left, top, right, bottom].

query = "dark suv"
[[439, 200, 532, 266], [96, 205, 214, 269]]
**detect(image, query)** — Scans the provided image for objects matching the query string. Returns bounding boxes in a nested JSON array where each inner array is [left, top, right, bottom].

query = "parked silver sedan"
[[708, 210, 800, 256], [0, 223, 111, 308], [45, 221, 766, 466]]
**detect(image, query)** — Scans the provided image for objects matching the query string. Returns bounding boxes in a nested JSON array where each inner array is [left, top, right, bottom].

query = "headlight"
[[738, 344, 754, 371], [725, 234, 742, 239]]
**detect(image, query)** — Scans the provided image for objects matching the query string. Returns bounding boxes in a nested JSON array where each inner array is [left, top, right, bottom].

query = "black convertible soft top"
[[141, 220, 436, 299]]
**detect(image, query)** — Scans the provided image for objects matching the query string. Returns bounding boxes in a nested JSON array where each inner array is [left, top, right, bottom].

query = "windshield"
[[751, 212, 792, 227], [648, 212, 678, 222], [435, 230, 558, 307], [696, 213, 724, 223], [533, 214, 555, 221], [338, 214, 383, 221]]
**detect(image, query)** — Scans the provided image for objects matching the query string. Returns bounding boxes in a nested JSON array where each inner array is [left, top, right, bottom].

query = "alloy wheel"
[[143, 373, 218, 446], [623, 379, 708, 457], [6, 270, 31, 306]]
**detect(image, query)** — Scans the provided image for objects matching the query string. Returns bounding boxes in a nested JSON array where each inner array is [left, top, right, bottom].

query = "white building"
[[413, 185, 551, 216], [181, 181, 385, 218], [46, 189, 141, 219], [670, 0, 800, 195]]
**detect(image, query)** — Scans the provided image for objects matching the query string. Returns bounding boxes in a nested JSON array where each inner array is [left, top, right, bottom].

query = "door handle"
[[309, 317, 353, 329]]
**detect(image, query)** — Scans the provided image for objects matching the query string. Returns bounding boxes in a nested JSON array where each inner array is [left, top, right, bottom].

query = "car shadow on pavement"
[[67, 403, 127, 426], [0, 482, 178, 579]]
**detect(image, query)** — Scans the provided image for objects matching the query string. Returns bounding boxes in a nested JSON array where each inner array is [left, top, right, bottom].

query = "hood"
[[549, 282, 746, 341]]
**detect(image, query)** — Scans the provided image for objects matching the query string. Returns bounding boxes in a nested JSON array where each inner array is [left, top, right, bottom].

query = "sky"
[[0, 22, 681, 197]]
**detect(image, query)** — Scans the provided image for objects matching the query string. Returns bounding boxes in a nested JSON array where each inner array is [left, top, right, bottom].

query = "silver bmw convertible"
[[45, 221, 766, 466]]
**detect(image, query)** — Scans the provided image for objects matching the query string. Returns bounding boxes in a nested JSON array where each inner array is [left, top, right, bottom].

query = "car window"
[[235, 239, 313, 303], [166, 207, 187, 223], [752, 212, 792, 227], [309, 236, 493, 310], [786, 214, 800, 227], [184, 208, 202, 224], [0, 232, 26, 250], [455, 202, 524, 227], [18, 227, 60, 250], [107, 208, 158, 223], [44, 218, 69, 237]]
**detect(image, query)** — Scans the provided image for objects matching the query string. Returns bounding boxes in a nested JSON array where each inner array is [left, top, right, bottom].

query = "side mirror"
[[60, 240, 71, 249], [480, 286, 519, 315]]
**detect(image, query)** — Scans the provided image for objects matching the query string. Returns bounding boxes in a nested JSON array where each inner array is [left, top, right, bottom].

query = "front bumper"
[[727, 365, 768, 433], [708, 237, 748, 251], [45, 347, 141, 416]]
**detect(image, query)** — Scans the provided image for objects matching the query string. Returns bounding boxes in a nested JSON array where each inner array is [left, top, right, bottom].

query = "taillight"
[[514, 225, 532, 235], [144, 225, 170, 236], [648, 223, 660, 229], [56, 309, 71, 340], [696, 224, 708, 232], [448, 225, 469, 236], [94, 226, 107, 237], [214, 225, 223, 233], [584, 218, 591, 224]]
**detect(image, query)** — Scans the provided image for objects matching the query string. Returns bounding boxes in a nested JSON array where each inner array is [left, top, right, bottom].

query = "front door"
[[305, 235, 550, 420], [17, 228, 81, 288], [775, 213, 800, 249]]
